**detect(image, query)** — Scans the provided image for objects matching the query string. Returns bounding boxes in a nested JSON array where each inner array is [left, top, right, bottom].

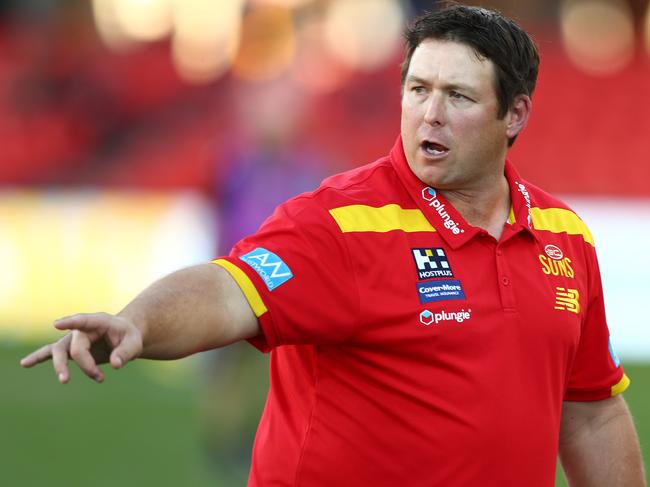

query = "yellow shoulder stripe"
[[530, 207, 594, 246], [329, 204, 436, 233], [611, 373, 630, 397], [211, 259, 268, 317]]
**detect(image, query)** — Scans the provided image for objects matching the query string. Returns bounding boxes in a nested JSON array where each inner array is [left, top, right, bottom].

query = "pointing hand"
[[20, 312, 143, 384]]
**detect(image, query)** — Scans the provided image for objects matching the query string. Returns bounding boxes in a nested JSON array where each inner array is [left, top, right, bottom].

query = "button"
[[496, 250, 503, 256], [501, 276, 510, 286]]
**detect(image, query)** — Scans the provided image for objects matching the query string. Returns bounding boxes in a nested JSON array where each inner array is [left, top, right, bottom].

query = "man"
[[21, 5, 645, 486]]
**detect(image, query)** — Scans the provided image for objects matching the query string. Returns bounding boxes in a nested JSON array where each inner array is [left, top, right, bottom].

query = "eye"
[[449, 90, 472, 102], [411, 85, 427, 94]]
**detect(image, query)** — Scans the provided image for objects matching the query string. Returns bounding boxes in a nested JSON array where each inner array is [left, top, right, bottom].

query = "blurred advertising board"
[[566, 197, 650, 361], [0, 188, 216, 340]]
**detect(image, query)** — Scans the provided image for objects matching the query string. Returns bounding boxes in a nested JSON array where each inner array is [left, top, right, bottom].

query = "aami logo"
[[420, 308, 472, 326], [421, 187, 464, 235], [411, 248, 453, 279], [539, 244, 574, 278], [240, 247, 293, 291], [554, 287, 580, 314]]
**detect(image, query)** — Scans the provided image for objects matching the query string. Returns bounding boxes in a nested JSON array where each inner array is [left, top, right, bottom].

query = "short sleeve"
[[564, 248, 629, 401], [212, 196, 360, 352]]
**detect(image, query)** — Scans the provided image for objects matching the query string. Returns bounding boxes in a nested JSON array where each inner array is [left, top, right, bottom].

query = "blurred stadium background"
[[0, 0, 648, 485]]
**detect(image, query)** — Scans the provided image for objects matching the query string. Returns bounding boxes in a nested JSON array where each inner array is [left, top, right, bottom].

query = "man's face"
[[401, 39, 511, 191]]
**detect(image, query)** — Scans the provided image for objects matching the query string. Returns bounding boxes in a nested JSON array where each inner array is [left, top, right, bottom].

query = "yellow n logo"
[[554, 287, 580, 314]]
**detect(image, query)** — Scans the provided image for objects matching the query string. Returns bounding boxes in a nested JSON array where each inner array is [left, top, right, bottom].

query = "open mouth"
[[421, 140, 450, 157]]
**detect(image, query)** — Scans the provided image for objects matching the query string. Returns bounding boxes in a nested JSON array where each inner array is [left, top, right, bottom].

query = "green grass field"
[[2, 341, 647, 486]]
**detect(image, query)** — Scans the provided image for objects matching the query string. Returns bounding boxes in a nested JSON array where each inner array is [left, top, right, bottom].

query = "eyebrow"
[[405, 75, 478, 96]]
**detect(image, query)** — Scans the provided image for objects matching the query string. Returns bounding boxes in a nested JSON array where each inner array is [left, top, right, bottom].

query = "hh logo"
[[554, 287, 580, 314], [412, 248, 453, 279], [240, 247, 293, 291]]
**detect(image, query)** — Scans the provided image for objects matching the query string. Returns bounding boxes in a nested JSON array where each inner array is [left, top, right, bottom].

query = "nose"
[[423, 92, 445, 126]]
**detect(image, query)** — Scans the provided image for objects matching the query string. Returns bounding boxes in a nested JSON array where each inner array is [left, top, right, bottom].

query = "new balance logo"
[[554, 287, 580, 314], [240, 248, 293, 291], [412, 248, 453, 279]]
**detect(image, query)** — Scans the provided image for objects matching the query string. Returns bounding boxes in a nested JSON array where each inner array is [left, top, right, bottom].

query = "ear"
[[506, 94, 532, 140]]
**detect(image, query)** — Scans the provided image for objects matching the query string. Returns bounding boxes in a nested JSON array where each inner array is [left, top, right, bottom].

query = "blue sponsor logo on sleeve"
[[416, 280, 465, 304], [240, 247, 293, 291], [608, 337, 621, 368]]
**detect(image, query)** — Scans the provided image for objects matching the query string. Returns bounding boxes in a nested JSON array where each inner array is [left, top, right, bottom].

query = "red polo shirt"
[[213, 136, 628, 487]]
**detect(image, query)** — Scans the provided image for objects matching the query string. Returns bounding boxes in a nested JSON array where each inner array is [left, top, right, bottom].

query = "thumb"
[[109, 328, 143, 369]]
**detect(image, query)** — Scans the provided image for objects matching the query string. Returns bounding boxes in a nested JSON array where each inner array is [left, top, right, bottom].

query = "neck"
[[440, 175, 511, 240]]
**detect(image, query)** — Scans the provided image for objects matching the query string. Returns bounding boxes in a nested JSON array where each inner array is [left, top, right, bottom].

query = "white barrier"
[[566, 197, 650, 362]]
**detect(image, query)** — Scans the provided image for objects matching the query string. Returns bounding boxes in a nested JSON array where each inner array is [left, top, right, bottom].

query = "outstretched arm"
[[20, 263, 260, 383], [559, 395, 646, 487]]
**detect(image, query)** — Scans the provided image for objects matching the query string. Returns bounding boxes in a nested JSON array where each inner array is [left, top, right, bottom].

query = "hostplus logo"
[[419, 308, 472, 326], [412, 248, 453, 279], [421, 187, 464, 235]]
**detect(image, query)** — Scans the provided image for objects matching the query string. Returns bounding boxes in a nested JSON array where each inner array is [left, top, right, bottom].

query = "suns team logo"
[[539, 244, 575, 278], [544, 245, 563, 260]]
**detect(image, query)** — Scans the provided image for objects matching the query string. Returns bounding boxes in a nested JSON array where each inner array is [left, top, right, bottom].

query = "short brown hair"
[[401, 4, 540, 145]]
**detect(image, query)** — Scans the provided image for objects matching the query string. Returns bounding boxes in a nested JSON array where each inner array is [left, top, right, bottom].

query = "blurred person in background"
[[21, 4, 645, 486], [201, 76, 329, 483]]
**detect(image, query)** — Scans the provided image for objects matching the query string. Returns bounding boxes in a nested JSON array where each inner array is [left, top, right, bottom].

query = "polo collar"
[[503, 160, 540, 243], [390, 135, 539, 248]]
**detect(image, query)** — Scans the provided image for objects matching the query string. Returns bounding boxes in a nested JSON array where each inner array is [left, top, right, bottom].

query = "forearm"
[[559, 397, 646, 487], [118, 263, 259, 360]]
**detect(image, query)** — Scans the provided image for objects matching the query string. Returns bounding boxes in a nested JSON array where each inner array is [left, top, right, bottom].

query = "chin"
[[414, 166, 445, 188]]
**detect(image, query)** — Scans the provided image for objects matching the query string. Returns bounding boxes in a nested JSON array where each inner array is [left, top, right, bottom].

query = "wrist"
[[117, 306, 148, 344]]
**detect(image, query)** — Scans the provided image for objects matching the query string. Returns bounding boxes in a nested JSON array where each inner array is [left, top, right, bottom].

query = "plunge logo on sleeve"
[[240, 248, 293, 291]]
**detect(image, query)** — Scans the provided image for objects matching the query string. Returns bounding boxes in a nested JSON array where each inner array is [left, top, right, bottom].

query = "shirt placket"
[[495, 241, 517, 311]]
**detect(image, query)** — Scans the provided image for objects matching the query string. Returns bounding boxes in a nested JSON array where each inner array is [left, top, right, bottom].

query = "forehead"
[[407, 39, 496, 90]]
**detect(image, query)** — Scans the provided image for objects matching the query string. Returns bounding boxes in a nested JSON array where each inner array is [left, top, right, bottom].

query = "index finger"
[[54, 313, 112, 333]]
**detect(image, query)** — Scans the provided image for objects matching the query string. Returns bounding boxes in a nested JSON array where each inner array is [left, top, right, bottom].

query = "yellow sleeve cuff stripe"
[[329, 204, 436, 233], [611, 373, 630, 397], [530, 207, 595, 246], [211, 259, 268, 318]]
